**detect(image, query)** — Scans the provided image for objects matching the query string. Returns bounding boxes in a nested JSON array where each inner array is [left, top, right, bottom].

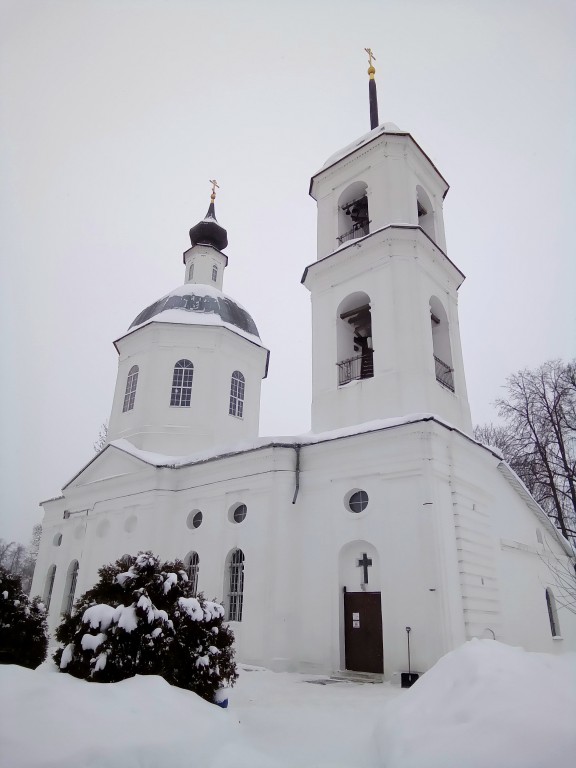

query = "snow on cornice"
[[109, 413, 465, 469]]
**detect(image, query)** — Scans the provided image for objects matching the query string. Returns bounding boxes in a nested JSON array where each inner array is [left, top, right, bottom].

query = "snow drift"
[[376, 639, 576, 768], [1, 640, 574, 767]]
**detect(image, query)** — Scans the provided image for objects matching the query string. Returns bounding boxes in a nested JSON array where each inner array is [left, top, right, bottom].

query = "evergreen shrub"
[[53, 552, 238, 702], [0, 567, 48, 669]]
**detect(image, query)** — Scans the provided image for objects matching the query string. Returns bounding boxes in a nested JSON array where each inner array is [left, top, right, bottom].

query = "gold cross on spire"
[[364, 47, 377, 80], [364, 47, 376, 67], [209, 179, 220, 201]]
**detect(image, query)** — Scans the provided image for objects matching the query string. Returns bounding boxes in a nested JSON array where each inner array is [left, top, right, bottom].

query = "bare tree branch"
[[475, 359, 576, 545]]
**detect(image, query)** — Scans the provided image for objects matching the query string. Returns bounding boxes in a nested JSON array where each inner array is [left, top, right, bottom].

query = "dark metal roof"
[[129, 289, 260, 337]]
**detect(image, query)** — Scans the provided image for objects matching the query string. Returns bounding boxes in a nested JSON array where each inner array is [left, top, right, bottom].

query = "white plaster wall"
[[33, 420, 575, 673], [431, 428, 576, 652], [108, 323, 267, 454], [292, 425, 461, 678], [183, 245, 227, 290]]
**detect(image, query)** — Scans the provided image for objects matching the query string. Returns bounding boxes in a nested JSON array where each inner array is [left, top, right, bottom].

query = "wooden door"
[[344, 591, 383, 673]]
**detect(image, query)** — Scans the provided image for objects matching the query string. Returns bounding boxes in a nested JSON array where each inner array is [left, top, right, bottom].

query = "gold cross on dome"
[[209, 179, 220, 197], [364, 48, 376, 66]]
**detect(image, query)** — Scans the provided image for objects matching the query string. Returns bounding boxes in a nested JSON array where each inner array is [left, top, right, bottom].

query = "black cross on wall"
[[357, 553, 373, 584]]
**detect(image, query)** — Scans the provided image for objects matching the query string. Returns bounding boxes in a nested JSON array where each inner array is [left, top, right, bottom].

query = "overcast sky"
[[1, 0, 575, 544]]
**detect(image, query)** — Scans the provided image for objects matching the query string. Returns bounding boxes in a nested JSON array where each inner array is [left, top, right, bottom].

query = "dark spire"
[[364, 47, 379, 130], [188, 180, 228, 251]]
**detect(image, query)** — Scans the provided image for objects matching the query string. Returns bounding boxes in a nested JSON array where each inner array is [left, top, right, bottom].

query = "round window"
[[53, 533, 62, 546], [229, 503, 247, 524], [347, 490, 369, 513], [187, 510, 203, 530]]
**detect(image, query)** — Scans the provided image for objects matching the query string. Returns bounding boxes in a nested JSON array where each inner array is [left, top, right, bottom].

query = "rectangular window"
[[211, 265, 218, 282]]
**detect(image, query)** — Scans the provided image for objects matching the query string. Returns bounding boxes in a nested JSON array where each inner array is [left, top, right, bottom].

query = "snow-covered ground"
[[1, 640, 574, 768]]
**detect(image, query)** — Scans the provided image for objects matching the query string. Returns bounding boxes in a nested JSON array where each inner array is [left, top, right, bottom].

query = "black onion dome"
[[188, 201, 228, 250]]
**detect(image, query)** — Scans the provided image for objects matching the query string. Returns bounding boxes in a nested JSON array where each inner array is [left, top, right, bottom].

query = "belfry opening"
[[338, 182, 370, 246], [337, 292, 374, 385]]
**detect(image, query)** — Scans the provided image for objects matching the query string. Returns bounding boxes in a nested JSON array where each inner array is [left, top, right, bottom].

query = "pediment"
[[63, 444, 153, 490]]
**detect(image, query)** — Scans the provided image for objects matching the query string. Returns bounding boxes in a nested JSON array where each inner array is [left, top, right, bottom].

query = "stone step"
[[330, 670, 384, 684]]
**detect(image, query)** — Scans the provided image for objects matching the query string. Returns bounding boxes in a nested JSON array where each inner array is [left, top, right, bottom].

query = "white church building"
[[32, 70, 576, 679]]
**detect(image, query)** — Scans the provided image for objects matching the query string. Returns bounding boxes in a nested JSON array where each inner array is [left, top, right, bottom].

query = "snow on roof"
[[146, 282, 249, 310], [61, 418, 571, 554], [110, 414, 451, 469], [129, 309, 263, 346], [316, 122, 405, 175], [496, 462, 574, 557], [124, 282, 265, 347]]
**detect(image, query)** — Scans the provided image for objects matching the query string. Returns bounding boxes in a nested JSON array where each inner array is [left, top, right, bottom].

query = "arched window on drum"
[[229, 371, 245, 417], [122, 365, 139, 412], [170, 360, 194, 407]]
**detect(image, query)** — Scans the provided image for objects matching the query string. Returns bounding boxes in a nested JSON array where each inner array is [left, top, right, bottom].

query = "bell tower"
[[302, 54, 472, 435]]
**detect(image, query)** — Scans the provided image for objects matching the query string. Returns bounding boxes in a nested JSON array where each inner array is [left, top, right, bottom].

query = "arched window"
[[546, 588, 561, 637], [43, 565, 57, 611], [229, 371, 245, 417], [211, 265, 218, 282], [122, 365, 139, 412], [170, 359, 194, 407], [416, 185, 436, 241], [188, 263, 194, 281], [430, 296, 454, 392], [337, 292, 373, 385], [226, 549, 245, 622], [338, 182, 369, 246], [61, 560, 79, 616], [184, 551, 199, 595]]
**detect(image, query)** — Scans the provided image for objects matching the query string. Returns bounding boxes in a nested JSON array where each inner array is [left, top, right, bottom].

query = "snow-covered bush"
[[0, 567, 48, 669], [53, 552, 237, 702]]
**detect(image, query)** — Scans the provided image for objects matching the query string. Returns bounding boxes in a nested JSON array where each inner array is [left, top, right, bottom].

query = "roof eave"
[[301, 224, 465, 286], [113, 321, 269, 377], [182, 242, 229, 266], [309, 131, 450, 200]]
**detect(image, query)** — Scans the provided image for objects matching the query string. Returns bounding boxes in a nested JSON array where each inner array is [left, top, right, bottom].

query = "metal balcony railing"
[[337, 221, 370, 246], [434, 355, 455, 392], [337, 351, 374, 385]]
